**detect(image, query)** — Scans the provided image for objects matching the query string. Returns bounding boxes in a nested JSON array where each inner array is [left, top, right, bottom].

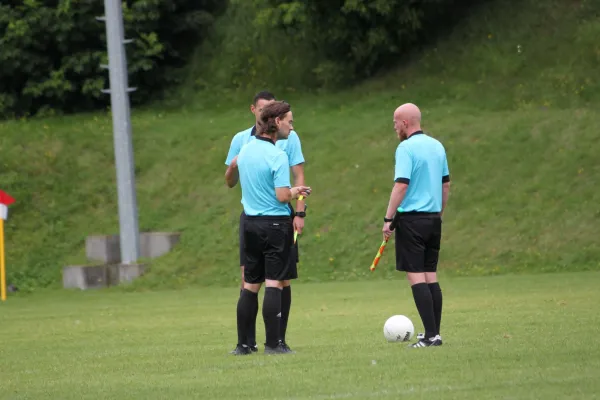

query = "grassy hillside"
[[1, 0, 599, 291]]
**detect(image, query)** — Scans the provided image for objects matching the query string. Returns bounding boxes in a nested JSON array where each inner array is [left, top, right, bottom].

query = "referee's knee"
[[243, 282, 262, 293], [265, 279, 284, 289], [406, 272, 427, 286], [425, 272, 438, 284]]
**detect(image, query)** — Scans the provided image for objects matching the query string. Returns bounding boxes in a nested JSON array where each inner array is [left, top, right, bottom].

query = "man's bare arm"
[[225, 157, 239, 188], [385, 182, 408, 219], [291, 164, 305, 211], [441, 181, 450, 217], [276, 186, 311, 203]]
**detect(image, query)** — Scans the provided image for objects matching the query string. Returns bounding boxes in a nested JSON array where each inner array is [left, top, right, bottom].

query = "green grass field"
[[2, 271, 599, 399], [1, 0, 600, 398]]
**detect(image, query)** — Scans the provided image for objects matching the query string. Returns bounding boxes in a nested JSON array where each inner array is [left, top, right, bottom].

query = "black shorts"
[[239, 211, 299, 279], [395, 213, 442, 273], [243, 215, 296, 284]]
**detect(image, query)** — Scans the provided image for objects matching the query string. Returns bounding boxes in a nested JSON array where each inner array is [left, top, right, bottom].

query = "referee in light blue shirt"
[[224, 91, 306, 353], [231, 101, 311, 356], [382, 103, 451, 349]]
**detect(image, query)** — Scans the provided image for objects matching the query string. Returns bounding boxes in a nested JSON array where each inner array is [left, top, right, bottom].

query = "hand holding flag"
[[369, 210, 401, 272], [294, 195, 305, 244]]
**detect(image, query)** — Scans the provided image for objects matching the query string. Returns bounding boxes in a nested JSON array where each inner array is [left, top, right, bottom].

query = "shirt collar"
[[251, 125, 257, 136], [255, 135, 275, 145], [406, 130, 424, 140]]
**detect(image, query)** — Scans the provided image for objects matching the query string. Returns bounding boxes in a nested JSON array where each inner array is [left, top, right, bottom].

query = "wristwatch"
[[296, 204, 307, 218], [383, 217, 393, 223]]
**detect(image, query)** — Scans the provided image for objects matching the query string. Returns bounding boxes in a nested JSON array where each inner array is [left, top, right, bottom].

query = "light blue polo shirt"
[[225, 125, 305, 167], [237, 136, 292, 216], [394, 131, 450, 213]]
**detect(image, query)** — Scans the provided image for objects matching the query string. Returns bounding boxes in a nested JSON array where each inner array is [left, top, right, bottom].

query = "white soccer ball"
[[383, 315, 414, 342]]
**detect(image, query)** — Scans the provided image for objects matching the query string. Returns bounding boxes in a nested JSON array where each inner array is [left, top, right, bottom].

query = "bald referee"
[[382, 103, 450, 348], [231, 101, 311, 355]]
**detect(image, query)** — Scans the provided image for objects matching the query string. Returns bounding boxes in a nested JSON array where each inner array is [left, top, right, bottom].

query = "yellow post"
[[0, 218, 5, 301]]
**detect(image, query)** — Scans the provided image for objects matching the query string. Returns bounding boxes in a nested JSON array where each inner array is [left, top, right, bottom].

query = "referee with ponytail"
[[231, 101, 311, 355]]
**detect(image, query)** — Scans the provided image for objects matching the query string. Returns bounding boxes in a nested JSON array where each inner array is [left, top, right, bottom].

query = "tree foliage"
[[0, 0, 224, 118]]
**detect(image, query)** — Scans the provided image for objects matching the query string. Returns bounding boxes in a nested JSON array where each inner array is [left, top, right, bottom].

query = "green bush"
[[0, 0, 224, 118], [252, 0, 479, 87]]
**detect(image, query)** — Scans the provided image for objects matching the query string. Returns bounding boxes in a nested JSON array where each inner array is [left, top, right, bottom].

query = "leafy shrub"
[[0, 0, 224, 118]]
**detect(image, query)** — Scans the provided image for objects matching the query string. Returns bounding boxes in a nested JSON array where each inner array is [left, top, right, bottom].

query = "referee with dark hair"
[[231, 101, 311, 355], [225, 91, 306, 353], [382, 103, 450, 348]]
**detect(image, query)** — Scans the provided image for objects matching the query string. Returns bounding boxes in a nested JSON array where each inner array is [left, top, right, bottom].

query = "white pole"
[[101, 0, 140, 264]]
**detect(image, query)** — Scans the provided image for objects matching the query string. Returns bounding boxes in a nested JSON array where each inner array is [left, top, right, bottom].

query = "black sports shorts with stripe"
[[243, 215, 296, 284], [395, 212, 442, 273], [239, 211, 299, 274]]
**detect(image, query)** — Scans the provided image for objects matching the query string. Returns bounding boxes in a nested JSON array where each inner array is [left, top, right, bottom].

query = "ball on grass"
[[383, 315, 414, 342]]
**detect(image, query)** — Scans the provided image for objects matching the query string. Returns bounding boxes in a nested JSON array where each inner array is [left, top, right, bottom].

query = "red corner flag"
[[0, 190, 15, 220]]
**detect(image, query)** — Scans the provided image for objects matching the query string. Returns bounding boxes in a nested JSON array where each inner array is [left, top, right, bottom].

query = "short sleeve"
[[272, 152, 291, 188], [285, 132, 305, 166], [394, 144, 412, 184], [225, 134, 241, 166], [442, 152, 450, 183]]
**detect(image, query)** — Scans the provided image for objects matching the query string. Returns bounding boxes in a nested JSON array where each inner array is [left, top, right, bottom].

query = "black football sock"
[[280, 286, 292, 342], [263, 287, 282, 348], [411, 283, 437, 340], [236, 289, 256, 346], [428, 282, 443, 336], [247, 290, 259, 347]]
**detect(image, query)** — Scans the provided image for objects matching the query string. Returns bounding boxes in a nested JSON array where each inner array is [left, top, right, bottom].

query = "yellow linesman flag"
[[0, 189, 16, 302]]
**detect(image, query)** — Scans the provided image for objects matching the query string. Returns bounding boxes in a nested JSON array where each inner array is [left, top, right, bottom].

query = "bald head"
[[394, 103, 421, 125], [393, 103, 422, 140]]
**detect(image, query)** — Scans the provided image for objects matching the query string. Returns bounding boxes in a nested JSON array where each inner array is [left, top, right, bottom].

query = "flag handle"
[[0, 218, 5, 301]]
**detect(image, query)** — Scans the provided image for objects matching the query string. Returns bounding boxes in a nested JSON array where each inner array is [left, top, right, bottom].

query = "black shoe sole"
[[230, 346, 252, 355], [264, 346, 293, 355]]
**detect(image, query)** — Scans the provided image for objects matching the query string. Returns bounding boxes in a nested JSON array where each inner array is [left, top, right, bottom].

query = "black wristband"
[[384, 217, 393, 223]]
